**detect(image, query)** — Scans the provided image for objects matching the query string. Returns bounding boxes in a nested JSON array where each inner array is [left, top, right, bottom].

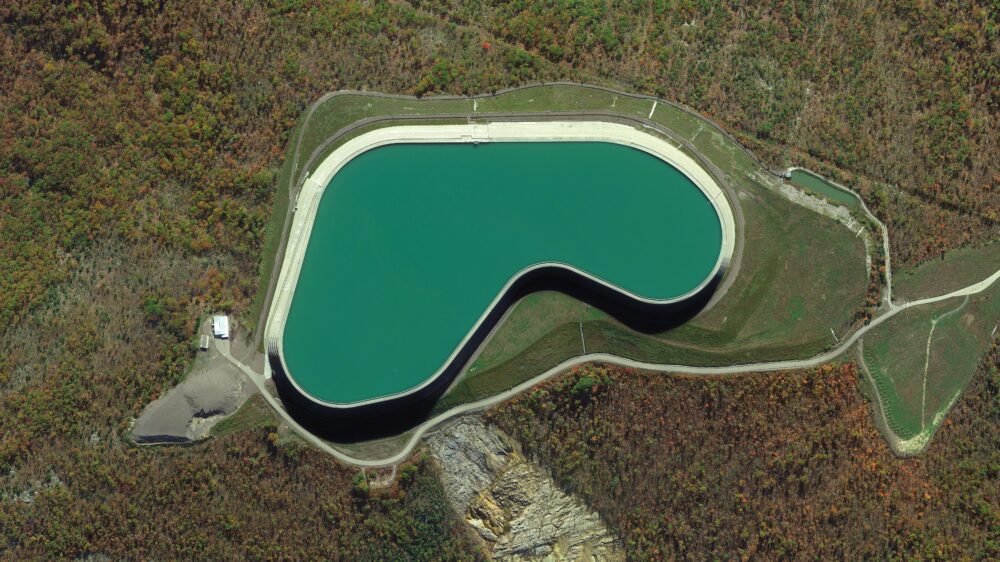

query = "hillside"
[[488, 357, 999, 560], [0, 1, 997, 557]]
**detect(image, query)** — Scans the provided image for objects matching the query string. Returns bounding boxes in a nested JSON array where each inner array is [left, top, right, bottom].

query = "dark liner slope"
[[268, 264, 721, 442]]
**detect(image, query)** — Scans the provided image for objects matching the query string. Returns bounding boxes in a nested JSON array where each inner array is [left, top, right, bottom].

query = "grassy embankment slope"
[[860, 275, 999, 452], [893, 240, 1000, 302]]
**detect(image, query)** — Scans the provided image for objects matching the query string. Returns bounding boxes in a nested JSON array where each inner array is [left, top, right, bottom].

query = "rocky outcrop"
[[427, 417, 623, 561], [427, 415, 513, 514]]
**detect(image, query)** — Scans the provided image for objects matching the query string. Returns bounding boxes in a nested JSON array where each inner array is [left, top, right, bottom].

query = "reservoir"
[[789, 168, 859, 208], [281, 141, 724, 404]]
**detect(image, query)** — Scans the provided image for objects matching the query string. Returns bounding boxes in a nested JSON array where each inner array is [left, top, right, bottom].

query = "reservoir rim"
[[266, 121, 737, 408]]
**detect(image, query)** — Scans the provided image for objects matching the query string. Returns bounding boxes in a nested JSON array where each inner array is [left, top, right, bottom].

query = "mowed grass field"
[[258, 84, 870, 417], [210, 395, 275, 438], [893, 239, 1000, 302], [861, 282, 999, 446]]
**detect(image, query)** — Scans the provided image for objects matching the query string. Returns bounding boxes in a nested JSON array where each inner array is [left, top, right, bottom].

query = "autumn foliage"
[[488, 358, 999, 560], [0, 1, 996, 557], [0, 427, 483, 559]]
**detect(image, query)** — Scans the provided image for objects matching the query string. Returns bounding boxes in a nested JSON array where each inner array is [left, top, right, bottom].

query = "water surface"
[[283, 142, 723, 403], [789, 169, 859, 208]]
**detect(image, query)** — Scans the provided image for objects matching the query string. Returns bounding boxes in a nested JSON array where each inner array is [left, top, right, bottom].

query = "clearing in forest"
[[860, 283, 1000, 453]]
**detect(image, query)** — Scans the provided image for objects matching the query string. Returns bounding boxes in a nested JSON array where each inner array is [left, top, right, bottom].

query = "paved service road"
[[222, 268, 999, 468]]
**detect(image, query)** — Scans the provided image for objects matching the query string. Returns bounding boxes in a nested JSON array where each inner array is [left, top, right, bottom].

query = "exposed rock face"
[[427, 415, 512, 514], [427, 417, 623, 561]]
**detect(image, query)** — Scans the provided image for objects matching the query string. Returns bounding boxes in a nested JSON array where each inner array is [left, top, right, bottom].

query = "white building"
[[212, 315, 230, 339]]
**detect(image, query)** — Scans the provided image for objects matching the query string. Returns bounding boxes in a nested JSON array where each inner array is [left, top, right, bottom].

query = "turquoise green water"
[[789, 169, 859, 208], [283, 142, 723, 404]]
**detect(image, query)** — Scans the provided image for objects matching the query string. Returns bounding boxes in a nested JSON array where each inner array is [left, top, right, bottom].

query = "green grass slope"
[[860, 283, 999, 449]]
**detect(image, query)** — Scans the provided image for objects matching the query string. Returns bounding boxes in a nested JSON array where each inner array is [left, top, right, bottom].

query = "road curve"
[[223, 268, 999, 468]]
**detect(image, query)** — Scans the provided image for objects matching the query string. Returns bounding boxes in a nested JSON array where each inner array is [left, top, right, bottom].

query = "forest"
[[488, 355, 999, 560], [2, 423, 485, 559], [0, 1, 997, 557]]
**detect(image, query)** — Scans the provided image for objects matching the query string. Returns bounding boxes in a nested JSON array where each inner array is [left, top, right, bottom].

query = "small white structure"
[[199, 334, 211, 351], [212, 315, 230, 339]]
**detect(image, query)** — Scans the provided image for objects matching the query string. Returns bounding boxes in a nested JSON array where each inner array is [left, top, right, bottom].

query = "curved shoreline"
[[249, 94, 754, 354], [265, 121, 737, 412], [230, 269, 999, 467]]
